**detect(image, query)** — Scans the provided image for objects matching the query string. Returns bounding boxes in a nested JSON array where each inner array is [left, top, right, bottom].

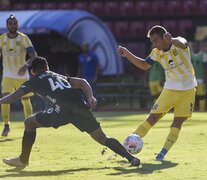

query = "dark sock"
[[104, 138, 135, 162], [4, 124, 9, 128], [160, 148, 167, 156], [19, 131, 36, 164]]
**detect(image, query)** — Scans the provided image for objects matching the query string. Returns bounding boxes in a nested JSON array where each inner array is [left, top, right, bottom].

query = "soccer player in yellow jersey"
[[0, 15, 37, 136], [117, 25, 197, 161]]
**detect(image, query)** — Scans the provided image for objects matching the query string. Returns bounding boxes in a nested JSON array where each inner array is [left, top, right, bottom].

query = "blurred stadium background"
[[0, 0, 206, 111]]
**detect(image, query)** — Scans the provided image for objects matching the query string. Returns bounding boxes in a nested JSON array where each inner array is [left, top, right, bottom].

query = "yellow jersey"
[[146, 45, 197, 90], [0, 31, 34, 79]]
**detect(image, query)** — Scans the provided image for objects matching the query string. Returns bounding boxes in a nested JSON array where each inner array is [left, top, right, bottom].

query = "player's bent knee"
[[21, 97, 30, 101], [147, 113, 162, 126], [24, 116, 41, 131], [171, 117, 187, 129]]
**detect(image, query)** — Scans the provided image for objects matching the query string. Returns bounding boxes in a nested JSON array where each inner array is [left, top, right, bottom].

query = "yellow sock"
[[1, 104, 10, 125], [163, 127, 180, 152], [134, 121, 151, 138], [21, 98, 33, 118]]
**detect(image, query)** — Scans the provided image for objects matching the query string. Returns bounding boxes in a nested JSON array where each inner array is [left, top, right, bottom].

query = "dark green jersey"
[[148, 62, 163, 81], [191, 51, 207, 79]]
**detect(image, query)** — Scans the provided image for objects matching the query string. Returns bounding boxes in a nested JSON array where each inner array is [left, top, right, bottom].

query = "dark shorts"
[[35, 102, 100, 133]]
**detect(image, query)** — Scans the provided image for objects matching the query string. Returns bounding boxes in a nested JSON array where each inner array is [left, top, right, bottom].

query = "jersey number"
[[48, 77, 71, 91]]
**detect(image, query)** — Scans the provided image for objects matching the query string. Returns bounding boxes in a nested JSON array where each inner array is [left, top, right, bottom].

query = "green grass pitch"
[[0, 111, 207, 180]]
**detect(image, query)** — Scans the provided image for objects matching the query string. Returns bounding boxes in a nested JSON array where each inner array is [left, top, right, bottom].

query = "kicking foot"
[[1, 125, 10, 137], [130, 157, 140, 166], [3, 157, 28, 167], [156, 153, 165, 161]]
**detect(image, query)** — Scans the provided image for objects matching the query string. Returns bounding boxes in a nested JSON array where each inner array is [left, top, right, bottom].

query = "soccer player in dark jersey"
[[1, 56, 140, 167]]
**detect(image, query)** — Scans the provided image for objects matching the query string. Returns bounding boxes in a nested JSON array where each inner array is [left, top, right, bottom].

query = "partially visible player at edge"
[[0, 14, 37, 136], [1, 56, 140, 167], [117, 25, 197, 161]]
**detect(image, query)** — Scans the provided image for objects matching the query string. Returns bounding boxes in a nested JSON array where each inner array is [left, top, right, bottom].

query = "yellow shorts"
[[149, 81, 162, 96], [151, 88, 196, 118], [196, 83, 205, 96], [1, 77, 33, 98]]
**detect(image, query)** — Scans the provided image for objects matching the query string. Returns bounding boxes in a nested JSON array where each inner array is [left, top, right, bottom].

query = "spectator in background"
[[190, 41, 207, 111], [148, 62, 164, 101], [0, 15, 37, 136], [78, 42, 101, 94]]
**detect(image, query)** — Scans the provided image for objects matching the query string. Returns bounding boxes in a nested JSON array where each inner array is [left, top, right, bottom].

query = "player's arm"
[[68, 77, 97, 109], [18, 35, 37, 76], [163, 32, 188, 49], [0, 89, 26, 104], [117, 46, 151, 70], [26, 47, 37, 66]]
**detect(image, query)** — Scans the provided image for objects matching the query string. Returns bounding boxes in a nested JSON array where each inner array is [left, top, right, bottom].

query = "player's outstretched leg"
[[156, 117, 186, 161], [90, 127, 140, 166], [156, 148, 167, 161], [134, 113, 163, 138], [3, 115, 41, 167], [3, 130, 36, 167], [105, 137, 140, 166]]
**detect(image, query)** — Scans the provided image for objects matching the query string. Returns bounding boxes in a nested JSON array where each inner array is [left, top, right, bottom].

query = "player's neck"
[[7, 32, 18, 38], [163, 44, 171, 52]]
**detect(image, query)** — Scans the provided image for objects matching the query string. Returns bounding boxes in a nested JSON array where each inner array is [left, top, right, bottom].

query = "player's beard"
[[9, 28, 17, 34]]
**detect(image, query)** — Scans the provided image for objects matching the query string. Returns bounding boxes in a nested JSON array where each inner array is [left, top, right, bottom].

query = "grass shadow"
[[0, 160, 179, 178], [108, 160, 179, 176], [0, 167, 114, 178], [0, 137, 21, 143]]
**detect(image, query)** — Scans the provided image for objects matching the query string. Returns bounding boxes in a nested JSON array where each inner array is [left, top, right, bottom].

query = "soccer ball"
[[123, 134, 143, 154]]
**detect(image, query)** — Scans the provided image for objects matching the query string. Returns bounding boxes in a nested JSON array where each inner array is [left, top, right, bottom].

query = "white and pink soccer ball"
[[123, 134, 143, 154]]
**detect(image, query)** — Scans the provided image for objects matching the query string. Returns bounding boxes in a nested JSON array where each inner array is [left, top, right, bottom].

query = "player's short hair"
[[6, 14, 18, 24], [31, 56, 48, 72], [147, 25, 167, 38]]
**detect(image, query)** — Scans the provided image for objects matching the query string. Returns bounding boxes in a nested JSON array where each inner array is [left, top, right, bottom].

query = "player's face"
[[7, 19, 19, 33], [150, 34, 165, 50]]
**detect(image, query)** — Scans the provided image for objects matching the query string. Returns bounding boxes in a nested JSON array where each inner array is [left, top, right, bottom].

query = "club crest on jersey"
[[173, 49, 178, 56]]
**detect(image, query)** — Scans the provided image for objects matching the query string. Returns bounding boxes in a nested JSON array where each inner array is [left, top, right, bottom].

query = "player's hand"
[[18, 65, 27, 76], [163, 32, 172, 43], [117, 46, 129, 58], [88, 96, 97, 109]]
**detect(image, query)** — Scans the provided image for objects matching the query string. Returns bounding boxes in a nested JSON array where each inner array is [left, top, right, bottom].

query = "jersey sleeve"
[[19, 79, 34, 94], [24, 35, 32, 48], [23, 34, 36, 55], [145, 49, 157, 65]]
